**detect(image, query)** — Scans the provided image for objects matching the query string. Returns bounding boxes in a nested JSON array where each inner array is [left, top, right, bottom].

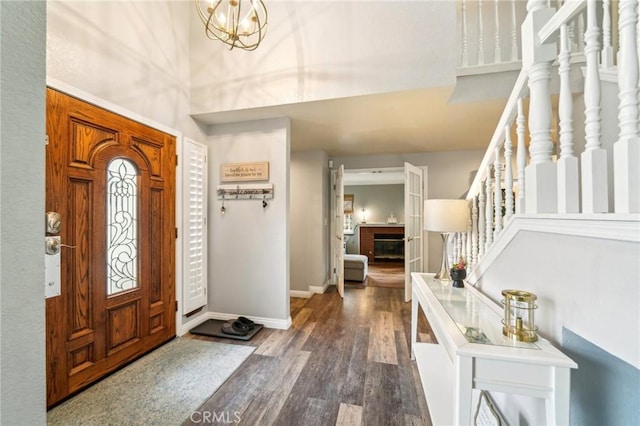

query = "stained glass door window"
[[106, 158, 138, 295]]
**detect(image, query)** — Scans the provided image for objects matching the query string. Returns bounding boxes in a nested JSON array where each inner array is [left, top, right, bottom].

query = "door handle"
[[45, 236, 77, 255]]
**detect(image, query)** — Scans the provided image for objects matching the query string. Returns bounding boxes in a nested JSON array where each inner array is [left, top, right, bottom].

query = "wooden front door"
[[45, 88, 176, 407]]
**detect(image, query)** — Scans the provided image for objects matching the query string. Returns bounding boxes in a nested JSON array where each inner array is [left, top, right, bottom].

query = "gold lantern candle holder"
[[501, 290, 538, 343]]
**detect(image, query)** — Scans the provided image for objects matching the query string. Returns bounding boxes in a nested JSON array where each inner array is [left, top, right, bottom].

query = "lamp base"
[[434, 233, 452, 281]]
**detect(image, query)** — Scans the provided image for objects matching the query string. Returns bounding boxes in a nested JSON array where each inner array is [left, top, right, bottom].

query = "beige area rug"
[[47, 337, 255, 425]]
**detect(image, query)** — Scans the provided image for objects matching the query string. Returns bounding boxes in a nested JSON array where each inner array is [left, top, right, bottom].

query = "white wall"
[[208, 119, 291, 324], [47, 0, 206, 141], [189, 1, 457, 115], [478, 230, 640, 369], [475, 229, 640, 425], [290, 150, 330, 294], [0, 1, 47, 423]]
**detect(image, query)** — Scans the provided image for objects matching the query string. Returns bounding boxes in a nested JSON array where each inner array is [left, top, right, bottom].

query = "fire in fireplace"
[[373, 234, 404, 261]]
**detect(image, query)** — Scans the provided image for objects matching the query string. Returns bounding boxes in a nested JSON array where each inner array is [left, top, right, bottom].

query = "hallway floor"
[[187, 285, 434, 425]]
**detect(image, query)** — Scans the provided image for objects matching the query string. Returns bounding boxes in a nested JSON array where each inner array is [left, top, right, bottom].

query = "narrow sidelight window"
[[106, 158, 138, 295]]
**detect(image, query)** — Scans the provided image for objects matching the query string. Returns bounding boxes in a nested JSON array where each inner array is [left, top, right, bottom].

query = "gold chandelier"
[[195, 0, 268, 51]]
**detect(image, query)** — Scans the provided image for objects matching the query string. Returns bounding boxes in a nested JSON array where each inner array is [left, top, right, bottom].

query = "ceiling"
[[192, 85, 510, 158]]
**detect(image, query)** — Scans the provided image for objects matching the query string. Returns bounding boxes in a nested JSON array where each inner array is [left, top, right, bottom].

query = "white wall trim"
[[600, 66, 618, 83], [290, 290, 312, 298], [46, 77, 182, 138], [45, 77, 187, 336], [469, 213, 640, 283], [457, 61, 521, 76], [178, 312, 211, 336], [310, 280, 332, 294], [180, 309, 297, 334], [209, 312, 292, 330]]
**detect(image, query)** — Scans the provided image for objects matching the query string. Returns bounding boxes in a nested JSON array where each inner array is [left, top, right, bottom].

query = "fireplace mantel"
[[359, 225, 405, 264]]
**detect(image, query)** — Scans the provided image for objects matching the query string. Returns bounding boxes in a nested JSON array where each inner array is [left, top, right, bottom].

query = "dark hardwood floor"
[[187, 285, 434, 426]]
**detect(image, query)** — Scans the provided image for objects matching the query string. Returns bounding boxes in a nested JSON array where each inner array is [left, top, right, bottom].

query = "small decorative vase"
[[450, 268, 466, 288]]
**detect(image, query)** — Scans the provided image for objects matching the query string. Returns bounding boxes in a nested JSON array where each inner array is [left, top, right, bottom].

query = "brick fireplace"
[[359, 225, 404, 264]]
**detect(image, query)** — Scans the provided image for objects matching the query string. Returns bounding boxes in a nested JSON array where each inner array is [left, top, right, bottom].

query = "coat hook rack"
[[217, 184, 274, 201]]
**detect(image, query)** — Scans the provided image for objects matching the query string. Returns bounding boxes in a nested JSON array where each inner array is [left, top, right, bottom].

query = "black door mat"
[[189, 319, 263, 341]]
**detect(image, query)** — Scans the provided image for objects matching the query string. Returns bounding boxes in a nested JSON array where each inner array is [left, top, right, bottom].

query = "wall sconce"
[[360, 208, 367, 224]]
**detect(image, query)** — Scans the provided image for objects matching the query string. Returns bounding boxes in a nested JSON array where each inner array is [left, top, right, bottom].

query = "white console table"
[[411, 273, 577, 426]]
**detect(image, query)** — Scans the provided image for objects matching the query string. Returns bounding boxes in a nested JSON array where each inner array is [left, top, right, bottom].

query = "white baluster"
[[456, 232, 464, 263], [471, 197, 479, 265], [602, 0, 614, 68], [462, 0, 469, 67], [576, 10, 585, 53], [568, 12, 577, 53], [485, 168, 494, 250], [558, 21, 580, 213], [523, 0, 557, 213], [504, 125, 515, 222], [614, 0, 640, 213], [465, 217, 472, 265], [493, 149, 503, 239], [461, 228, 468, 264], [511, 0, 519, 61], [516, 98, 527, 214], [581, 0, 609, 213], [494, 0, 502, 63], [478, 183, 486, 258], [478, 0, 485, 65]]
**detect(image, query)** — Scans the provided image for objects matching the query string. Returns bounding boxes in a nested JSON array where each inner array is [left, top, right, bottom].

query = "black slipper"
[[222, 320, 250, 336], [237, 316, 255, 329]]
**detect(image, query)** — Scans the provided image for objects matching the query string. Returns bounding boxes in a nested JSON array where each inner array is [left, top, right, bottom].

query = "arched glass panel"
[[106, 158, 138, 295]]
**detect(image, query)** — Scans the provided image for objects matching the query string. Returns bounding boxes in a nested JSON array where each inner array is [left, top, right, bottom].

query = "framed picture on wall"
[[344, 194, 354, 214]]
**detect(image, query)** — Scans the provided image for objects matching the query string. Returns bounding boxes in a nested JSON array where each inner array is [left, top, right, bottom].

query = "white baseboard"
[[208, 312, 292, 330], [177, 312, 212, 336], [290, 290, 312, 298], [309, 280, 332, 294]]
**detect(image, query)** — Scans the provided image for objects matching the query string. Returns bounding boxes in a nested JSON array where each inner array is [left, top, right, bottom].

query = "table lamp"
[[424, 199, 470, 280]]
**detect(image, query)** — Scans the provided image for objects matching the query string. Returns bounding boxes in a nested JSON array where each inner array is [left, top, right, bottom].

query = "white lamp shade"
[[423, 199, 470, 232]]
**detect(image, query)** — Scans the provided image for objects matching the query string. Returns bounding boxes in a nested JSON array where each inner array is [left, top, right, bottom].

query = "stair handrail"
[[450, 0, 640, 270], [465, 68, 528, 201]]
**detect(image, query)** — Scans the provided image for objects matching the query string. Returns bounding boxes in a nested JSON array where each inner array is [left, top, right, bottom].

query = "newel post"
[[522, 0, 558, 213]]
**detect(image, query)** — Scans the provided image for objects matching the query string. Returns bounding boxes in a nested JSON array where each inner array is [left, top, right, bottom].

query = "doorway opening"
[[341, 165, 423, 296]]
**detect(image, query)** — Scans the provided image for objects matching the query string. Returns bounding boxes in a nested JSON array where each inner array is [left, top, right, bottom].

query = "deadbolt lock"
[[46, 211, 62, 234]]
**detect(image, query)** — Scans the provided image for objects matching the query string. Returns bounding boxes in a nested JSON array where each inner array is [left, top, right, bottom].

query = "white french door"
[[333, 165, 345, 298], [404, 162, 423, 302]]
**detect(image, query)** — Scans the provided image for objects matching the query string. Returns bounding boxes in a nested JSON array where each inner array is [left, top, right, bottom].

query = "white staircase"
[[451, 0, 639, 270], [448, 1, 640, 423]]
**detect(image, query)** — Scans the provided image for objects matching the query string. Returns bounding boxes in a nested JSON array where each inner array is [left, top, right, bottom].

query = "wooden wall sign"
[[220, 162, 269, 182]]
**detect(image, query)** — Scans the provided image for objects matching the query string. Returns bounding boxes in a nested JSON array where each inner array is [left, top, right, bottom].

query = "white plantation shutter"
[[182, 139, 208, 313]]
